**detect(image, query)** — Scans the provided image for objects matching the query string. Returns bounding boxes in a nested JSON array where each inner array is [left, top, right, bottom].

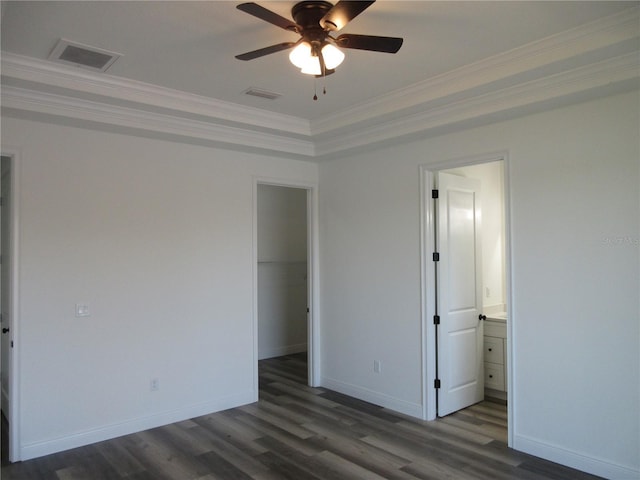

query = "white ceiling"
[[1, 1, 639, 159]]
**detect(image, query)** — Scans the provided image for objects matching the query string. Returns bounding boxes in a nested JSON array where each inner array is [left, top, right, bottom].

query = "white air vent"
[[48, 39, 122, 72], [243, 87, 282, 100]]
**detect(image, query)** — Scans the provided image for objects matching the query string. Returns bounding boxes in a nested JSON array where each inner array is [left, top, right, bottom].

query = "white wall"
[[319, 91, 639, 478], [446, 161, 506, 311], [1, 117, 317, 459], [257, 185, 308, 359]]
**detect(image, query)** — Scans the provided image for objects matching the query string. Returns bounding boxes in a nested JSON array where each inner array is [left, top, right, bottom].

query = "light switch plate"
[[75, 303, 90, 317]]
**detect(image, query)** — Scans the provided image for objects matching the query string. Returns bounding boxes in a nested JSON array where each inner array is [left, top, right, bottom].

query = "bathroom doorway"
[[421, 154, 511, 444], [442, 161, 508, 403]]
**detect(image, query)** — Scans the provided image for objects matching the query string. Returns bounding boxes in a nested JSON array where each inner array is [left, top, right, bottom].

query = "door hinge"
[[434, 379, 441, 389], [432, 189, 439, 199], [433, 252, 440, 262], [11, 341, 13, 348], [433, 315, 440, 325], [306, 307, 310, 313]]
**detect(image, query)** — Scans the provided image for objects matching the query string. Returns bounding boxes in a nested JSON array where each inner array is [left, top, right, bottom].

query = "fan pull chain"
[[322, 60, 327, 96], [312, 62, 327, 101]]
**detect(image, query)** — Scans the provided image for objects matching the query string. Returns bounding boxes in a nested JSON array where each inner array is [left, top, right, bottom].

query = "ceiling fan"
[[235, 1, 403, 78]]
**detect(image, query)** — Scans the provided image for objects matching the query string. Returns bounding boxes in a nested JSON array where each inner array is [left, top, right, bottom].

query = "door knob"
[[2, 327, 9, 334], [478, 314, 486, 321]]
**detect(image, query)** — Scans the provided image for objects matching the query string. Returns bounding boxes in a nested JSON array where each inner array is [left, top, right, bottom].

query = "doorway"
[[0, 154, 16, 463], [442, 161, 508, 406], [254, 181, 318, 389], [421, 154, 512, 445]]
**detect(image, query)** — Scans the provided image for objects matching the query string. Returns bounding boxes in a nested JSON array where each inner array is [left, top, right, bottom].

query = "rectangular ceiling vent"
[[243, 87, 282, 100], [48, 39, 122, 72]]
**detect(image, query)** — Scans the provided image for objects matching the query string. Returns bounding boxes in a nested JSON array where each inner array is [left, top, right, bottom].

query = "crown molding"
[[1, 52, 311, 137], [310, 5, 640, 136], [3, 50, 637, 160], [1, 86, 315, 157], [314, 52, 640, 157]]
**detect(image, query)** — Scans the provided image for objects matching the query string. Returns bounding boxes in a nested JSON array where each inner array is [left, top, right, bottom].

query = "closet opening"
[[256, 183, 314, 388]]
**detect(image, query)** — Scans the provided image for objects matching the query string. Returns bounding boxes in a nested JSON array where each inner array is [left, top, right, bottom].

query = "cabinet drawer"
[[485, 363, 505, 390], [484, 320, 506, 338], [484, 336, 504, 364]]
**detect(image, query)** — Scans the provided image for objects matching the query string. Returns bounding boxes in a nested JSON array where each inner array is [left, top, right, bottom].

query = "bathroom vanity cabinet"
[[484, 318, 507, 395]]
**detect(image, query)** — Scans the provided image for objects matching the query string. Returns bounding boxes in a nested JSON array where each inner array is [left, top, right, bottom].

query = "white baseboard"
[[259, 343, 307, 360], [320, 376, 423, 418], [514, 433, 640, 479], [20, 389, 256, 461]]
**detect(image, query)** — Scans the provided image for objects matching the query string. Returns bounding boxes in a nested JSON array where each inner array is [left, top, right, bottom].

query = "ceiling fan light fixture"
[[289, 41, 312, 69], [300, 56, 322, 75], [289, 40, 344, 75], [320, 43, 344, 70]]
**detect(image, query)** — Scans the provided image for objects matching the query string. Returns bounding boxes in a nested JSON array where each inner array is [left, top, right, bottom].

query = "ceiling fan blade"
[[335, 34, 403, 53], [237, 3, 300, 32], [320, 1, 375, 31], [235, 42, 297, 61]]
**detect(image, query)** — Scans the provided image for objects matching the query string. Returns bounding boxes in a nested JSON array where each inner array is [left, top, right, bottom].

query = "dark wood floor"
[[1, 354, 601, 479]]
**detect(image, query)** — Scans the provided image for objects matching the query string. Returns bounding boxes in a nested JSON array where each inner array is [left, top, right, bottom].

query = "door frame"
[[252, 177, 320, 389], [0, 150, 20, 462], [419, 151, 513, 447]]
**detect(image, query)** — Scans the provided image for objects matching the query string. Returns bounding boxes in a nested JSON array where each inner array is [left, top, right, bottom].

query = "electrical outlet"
[[485, 287, 491, 298], [150, 378, 159, 391], [75, 303, 90, 317], [374, 360, 382, 373]]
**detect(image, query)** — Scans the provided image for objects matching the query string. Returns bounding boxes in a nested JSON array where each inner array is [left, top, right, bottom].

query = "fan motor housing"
[[292, 1, 333, 29]]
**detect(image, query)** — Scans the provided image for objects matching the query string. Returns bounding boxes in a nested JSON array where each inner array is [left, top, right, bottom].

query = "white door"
[[436, 172, 484, 416]]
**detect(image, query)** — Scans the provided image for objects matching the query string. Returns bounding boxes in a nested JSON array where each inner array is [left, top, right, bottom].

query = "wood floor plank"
[[179, 419, 273, 478], [193, 413, 268, 455], [260, 371, 324, 395], [266, 382, 341, 408], [94, 439, 147, 477], [362, 433, 483, 480], [466, 402, 508, 420], [238, 403, 316, 440], [456, 407, 508, 428], [194, 450, 254, 480], [253, 451, 322, 480], [397, 419, 494, 446], [2, 354, 604, 480], [256, 435, 379, 480], [272, 396, 359, 427], [401, 456, 485, 480], [396, 421, 521, 468], [55, 446, 123, 480], [121, 428, 218, 480], [232, 411, 324, 457], [517, 456, 603, 480], [251, 398, 323, 430], [303, 423, 418, 480], [440, 412, 508, 443], [313, 450, 392, 480]]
